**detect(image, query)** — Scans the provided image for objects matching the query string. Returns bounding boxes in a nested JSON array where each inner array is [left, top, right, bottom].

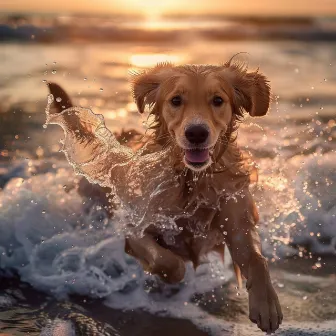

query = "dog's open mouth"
[[184, 148, 210, 169]]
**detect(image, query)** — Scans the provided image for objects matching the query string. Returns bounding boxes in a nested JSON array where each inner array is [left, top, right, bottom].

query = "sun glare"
[[120, 0, 180, 19], [129, 53, 181, 68]]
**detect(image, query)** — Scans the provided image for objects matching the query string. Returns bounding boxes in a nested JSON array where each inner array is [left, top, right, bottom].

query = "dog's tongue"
[[185, 149, 209, 163]]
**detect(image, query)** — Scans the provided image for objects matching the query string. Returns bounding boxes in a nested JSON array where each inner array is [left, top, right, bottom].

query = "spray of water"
[[46, 94, 226, 241], [44, 93, 254, 244]]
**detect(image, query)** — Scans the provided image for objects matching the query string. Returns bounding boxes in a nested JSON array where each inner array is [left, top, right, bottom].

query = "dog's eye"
[[171, 95, 182, 107], [212, 96, 224, 107]]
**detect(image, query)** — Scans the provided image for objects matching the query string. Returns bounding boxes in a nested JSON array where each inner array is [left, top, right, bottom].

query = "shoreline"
[[1, 258, 336, 335]]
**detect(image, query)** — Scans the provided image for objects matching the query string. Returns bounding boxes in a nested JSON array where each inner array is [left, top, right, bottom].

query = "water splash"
[[45, 94, 218, 239], [44, 94, 336, 257]]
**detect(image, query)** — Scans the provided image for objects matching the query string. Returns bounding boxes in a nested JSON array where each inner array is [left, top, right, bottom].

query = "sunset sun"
[[117, 0, 181, 19]]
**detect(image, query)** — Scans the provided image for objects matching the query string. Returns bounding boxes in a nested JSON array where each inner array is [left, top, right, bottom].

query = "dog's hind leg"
[[212, 244, 242, 288], [233, 262, 242, 289]]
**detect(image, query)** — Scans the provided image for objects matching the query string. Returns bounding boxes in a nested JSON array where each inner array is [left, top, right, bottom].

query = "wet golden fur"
[[48, 60, 283, 333], [131, 61, 269, 174]]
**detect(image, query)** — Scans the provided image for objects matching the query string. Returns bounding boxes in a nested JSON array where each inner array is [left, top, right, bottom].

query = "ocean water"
[[0, 27, 336, 335]]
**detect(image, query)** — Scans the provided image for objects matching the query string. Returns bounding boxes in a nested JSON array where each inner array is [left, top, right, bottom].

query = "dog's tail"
[[47, 82, 73, 113]]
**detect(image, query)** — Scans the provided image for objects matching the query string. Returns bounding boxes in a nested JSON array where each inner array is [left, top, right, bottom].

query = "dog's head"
[[131, 62, 270, 171]]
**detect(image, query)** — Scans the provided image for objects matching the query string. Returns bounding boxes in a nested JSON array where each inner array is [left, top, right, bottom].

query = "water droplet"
[[84, 77, 87, 81], [43, 124, 47, 129], [100, 88, 104, 92], [42, 210, 46, 214], [52, 70, 57, 75], [42, 79, 47, 83], [56, 97, 62, 102]]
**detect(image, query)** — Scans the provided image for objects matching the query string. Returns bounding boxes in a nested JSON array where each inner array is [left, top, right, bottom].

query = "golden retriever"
[[48, 60, 282, 333]]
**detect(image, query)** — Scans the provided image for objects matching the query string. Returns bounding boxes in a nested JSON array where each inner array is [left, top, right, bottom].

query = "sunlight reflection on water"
[[129, 53, 182, 68]]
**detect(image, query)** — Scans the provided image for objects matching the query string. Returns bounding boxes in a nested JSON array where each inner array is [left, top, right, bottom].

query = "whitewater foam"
[[0, 93, 335, 334]]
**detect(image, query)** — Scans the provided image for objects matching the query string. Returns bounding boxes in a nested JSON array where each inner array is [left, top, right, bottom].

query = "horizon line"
[[1, 10, 336, 20]]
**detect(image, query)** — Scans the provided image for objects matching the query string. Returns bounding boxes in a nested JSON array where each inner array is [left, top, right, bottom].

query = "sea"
[[0, 13, 335, 335]]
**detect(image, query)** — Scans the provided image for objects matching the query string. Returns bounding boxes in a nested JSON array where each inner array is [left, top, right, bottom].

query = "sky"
[[1, 0, 336, 17]]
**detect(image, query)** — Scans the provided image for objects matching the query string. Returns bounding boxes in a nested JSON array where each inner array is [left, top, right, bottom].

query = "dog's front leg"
[[218, 191, 283, 333], [125, 234, 185, 284]]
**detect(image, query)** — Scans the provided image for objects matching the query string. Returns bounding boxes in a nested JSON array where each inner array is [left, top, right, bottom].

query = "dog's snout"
[[185, 125, 209, 145]]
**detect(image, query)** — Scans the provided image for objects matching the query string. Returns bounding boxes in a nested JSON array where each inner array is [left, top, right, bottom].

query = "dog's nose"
[[185, 125, 209, 144]]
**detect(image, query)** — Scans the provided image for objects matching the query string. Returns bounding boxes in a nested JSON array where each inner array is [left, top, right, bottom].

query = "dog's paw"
[[248, 282, 283, 333], [149, 248, 186, 284]]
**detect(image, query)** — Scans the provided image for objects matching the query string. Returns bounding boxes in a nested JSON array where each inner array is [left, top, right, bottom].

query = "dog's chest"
[[176, 205, 218, 235]]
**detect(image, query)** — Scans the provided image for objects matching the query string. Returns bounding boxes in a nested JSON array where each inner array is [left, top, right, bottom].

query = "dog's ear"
[[220, 62, 271, 117], [130, 63, 174, 113]]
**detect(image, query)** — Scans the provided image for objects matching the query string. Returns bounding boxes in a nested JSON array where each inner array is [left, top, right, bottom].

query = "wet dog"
[[48, 60, 282, 333]]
